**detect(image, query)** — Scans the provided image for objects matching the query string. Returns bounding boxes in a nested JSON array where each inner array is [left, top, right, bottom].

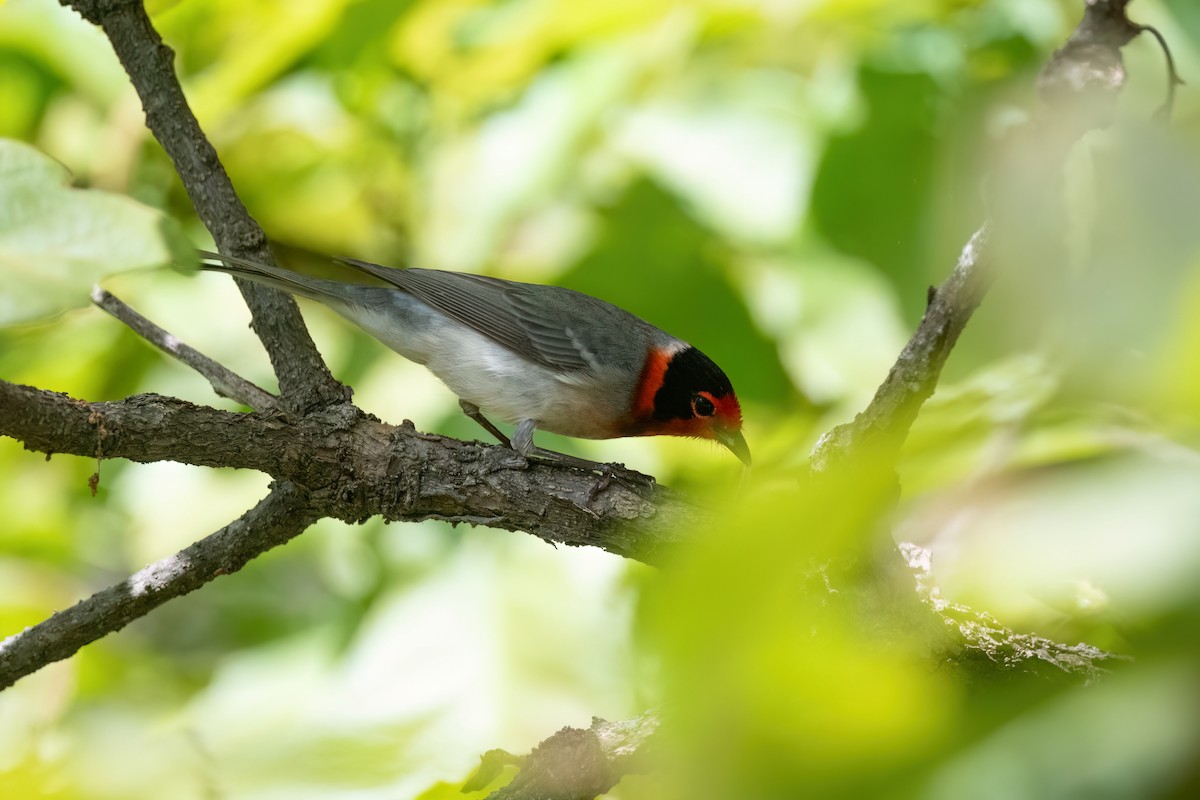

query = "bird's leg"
[[508, 416, 635, 480], [459, 399, 512, 448], [510, 419, 537, 458], [459, 401, 651, 490]]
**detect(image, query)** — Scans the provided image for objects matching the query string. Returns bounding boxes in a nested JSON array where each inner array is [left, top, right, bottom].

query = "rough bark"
[[0, 379, 699, 689]]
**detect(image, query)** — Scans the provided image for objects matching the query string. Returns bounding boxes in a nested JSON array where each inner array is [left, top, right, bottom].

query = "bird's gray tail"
[[196, 250, 357, 306]]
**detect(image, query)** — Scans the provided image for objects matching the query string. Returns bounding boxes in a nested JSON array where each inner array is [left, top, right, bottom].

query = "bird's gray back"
[[337, 258, 678, 375]]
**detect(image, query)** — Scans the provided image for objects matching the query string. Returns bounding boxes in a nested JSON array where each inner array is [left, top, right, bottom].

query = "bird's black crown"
[[652, 346, 734, 422]]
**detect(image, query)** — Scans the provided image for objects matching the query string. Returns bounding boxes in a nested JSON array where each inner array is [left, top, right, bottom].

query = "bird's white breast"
[[342, 296, 628, 439]]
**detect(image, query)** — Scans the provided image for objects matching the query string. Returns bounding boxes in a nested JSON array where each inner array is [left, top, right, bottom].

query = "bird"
[[198, 251, 750, 468]]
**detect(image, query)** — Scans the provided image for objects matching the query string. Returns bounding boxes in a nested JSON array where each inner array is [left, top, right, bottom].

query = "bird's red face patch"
[[632, 346, 675, 420], [647, 390, 742, 439], [701, 390, 743, 433], [630, 345, 741, 435], [627, 344, 749, 463]]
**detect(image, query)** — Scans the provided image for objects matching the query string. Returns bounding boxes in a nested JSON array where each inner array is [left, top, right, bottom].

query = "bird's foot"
[[587, 464, 617, 504]]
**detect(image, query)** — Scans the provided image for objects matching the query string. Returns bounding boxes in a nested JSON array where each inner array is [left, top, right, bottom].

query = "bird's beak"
[[714, 427, 752, 467]]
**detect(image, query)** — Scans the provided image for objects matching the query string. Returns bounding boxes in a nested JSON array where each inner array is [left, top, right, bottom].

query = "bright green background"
[[2, 0, 1200, 798]]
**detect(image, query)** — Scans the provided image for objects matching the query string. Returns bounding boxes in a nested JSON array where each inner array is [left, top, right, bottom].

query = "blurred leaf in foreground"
[[645, 455, 958, 800], [0, 138, 195, 325]]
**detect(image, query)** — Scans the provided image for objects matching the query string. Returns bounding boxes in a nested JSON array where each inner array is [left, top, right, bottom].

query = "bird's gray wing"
[[336, 257, 645, 373]]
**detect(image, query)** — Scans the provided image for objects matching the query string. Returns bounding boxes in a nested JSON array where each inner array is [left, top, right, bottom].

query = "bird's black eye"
[[692, 395, 715, 417]]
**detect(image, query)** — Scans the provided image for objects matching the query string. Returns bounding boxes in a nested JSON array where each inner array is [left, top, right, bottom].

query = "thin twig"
[[92, 286, 281, 412], [1135, 23, 1185, 120]]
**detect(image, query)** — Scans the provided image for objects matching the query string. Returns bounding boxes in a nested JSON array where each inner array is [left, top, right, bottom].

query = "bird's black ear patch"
[[652, 346, 734, 422]]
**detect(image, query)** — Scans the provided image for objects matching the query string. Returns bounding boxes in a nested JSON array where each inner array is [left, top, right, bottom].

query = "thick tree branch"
[[0, 380, 698, 560], [59, 0, 347, 413], [0, 483, 316, 690], [93, 287, 281, 412], [0, 381, 288, 473], [0, 377, 700, 684]]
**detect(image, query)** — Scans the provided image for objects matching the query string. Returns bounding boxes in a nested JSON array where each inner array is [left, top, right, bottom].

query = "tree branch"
[[92, 287, 281, 412], [812, 225, 992, 470], [0, 483, 316, 690], [0, 379, 698, 563], [0, 376, 702, 684], [813, 0, 1138, 470], [0, 381, 288, 473], [59, 0, 347, 413]]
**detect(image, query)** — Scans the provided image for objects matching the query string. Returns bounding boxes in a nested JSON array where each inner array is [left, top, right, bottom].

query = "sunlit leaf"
[[0, 139, 195, 325]]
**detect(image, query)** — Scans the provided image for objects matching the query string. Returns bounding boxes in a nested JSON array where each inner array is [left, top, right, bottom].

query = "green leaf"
[[0, 138, 196, 325]]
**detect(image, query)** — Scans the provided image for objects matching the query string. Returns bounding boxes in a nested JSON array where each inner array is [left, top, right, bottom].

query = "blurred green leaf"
[[924, 661, 1200, 800], [0, 139, 195, 325], [647, 462, 957, 800], [166, 0, 353, 123]]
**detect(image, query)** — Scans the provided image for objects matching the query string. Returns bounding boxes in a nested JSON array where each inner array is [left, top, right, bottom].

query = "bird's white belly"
[[430, 331, 616, 439], [347, 301, 620, 439]]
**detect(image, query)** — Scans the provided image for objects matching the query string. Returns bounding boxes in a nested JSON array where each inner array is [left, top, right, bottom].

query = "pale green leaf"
[[0, 138, 196, 325]]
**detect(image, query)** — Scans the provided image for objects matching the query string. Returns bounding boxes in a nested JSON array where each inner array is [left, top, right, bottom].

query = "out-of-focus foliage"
[[2, 0, 1200, 798], [0, 139, 195, 324]]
